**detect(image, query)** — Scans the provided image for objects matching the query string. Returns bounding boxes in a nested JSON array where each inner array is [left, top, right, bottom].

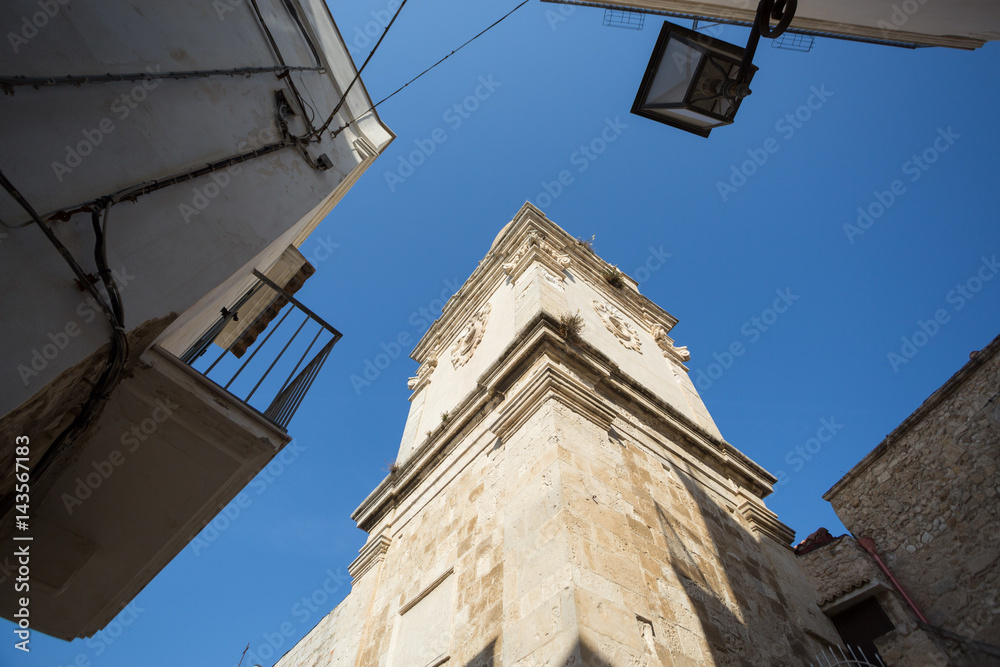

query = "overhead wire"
[[312, 0, 410, 138], [324, 0, 531, 140]]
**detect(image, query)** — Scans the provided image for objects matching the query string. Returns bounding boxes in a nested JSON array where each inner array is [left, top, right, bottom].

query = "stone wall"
[[875, 620, 1000, 667], [277, 352, 843, 665], [275, 206, 844, 666], [796, 535, 891, 611], [824, 335, 1000, 646], [555, 394, 841, 665]]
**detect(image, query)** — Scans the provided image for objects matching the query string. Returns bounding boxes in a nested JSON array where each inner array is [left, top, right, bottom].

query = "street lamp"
[[631, 0, 797, 137]]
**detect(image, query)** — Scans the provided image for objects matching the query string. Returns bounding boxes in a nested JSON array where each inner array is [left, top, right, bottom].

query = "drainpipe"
[[857, 536, 929, 624]]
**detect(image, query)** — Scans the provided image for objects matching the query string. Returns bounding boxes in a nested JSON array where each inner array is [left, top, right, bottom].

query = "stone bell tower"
[[276, 203, 840, 666]]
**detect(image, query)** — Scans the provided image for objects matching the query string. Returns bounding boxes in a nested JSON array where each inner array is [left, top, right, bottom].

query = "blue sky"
[[6, 1, 999, 665]]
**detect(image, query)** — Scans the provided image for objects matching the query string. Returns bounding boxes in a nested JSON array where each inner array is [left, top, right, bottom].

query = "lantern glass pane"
[[645, 38, 703, 107], [656, 107, 725, 129]]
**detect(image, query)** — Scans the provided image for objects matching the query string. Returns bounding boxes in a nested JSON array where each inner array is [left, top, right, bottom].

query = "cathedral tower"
[[276, 203, 839, 666]]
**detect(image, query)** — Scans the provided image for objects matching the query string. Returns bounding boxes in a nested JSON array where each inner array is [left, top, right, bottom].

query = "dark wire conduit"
[[0, 175, 128, 524], [0, 65, 326, 90], [282, 0, 323, 67], [312, 0, 408, 139], [247, 0, 319, 135], [38, 136, 296, 225]]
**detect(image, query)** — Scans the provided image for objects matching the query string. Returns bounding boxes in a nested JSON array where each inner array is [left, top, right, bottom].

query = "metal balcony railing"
[[810, 644, 886, 667], [180, 269, 341, 429]]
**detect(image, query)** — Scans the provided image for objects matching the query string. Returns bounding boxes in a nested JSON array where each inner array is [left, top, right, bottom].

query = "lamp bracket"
[[736, 0, 797, 83]]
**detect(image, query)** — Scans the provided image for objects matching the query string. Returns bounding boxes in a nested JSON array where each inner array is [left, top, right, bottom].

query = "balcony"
[[0, 270, 339, 640], [181, 269, 342, 430]]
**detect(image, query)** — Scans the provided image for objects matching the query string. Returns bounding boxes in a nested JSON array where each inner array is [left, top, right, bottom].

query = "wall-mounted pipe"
[[857, 536, 929, 624]]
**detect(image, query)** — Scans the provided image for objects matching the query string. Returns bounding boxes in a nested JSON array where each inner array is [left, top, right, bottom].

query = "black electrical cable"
[[37, 134, 296, 224], [0, 215, 32, 229], [312, 0, 410, 138], [281, 0, 323, 68], [325, 0, 530, 139], [8, 208, 129, 506], [0, 172, 129, 511], [20, 206, 128, 494], [247, 0, 319, 136], [0, 171, 119, 326]]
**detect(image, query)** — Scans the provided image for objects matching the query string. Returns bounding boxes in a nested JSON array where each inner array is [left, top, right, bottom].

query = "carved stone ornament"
[[501, 230, 571, 282], [539, 266, 565, 290], [592, 300, 641, 352], [407, 357, 438, 391], [651, 324, 691, 362], [451, 303, 491, 369]]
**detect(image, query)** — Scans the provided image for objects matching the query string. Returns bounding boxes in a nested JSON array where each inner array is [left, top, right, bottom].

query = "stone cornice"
[[538, 0, 987, 49], [489, 361, 617, 441], [348, 532, 391, 583], [351, 384, 499, 532], [411, 203, 680, 365], [736, 489, 796, 546], [500, 228, 571, 285], [354, 313, 779, 533]]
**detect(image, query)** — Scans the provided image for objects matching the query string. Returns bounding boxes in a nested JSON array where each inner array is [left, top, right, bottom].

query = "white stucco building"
[[0, 0, 392, 640], [544, 0, 1000, 49]]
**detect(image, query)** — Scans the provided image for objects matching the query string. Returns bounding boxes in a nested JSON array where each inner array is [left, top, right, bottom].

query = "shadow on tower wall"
[[464, 638, 497, 666], [649, 461, 814, 664]]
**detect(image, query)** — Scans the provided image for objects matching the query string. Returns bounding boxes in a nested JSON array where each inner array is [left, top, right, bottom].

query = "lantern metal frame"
[[631, 0, 797, 137]]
